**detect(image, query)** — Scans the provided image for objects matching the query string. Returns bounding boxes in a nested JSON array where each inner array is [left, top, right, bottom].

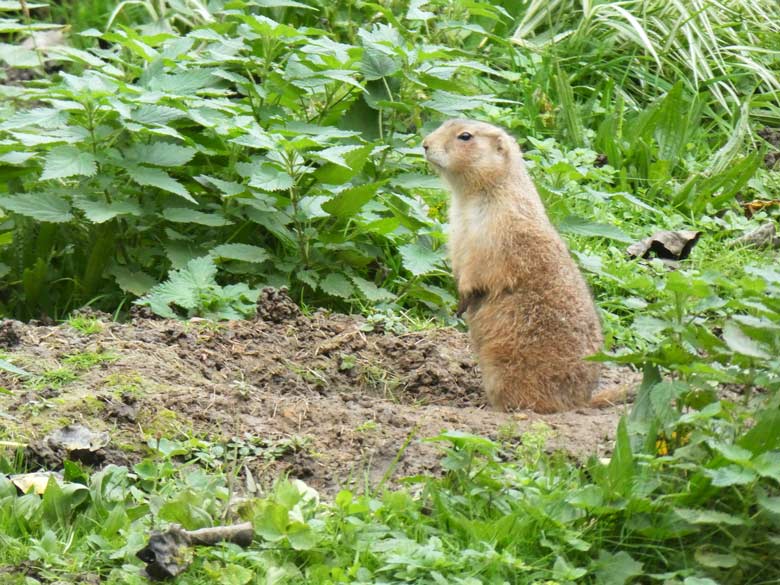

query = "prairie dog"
[[423, 119, 603, 413]]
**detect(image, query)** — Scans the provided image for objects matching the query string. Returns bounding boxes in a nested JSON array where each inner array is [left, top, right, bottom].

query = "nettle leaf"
[[313, 145, 362, 168], [322, 182, 380, 217], [752, 452, 780, 482], [757, 490, 780, 515], [704, 465, 757, 487], [0, 151, 35, 165], [127, 142, 196, 167], [210, 243, 270, 263], [361, 45, 401, 80], [249, 165, 295, 192], [422, 90, 497, 117], [694, 548, 737, 569], [592, 550, 643, 585], [391, 173, 442, 190], [127, 166, 195, 203], [674, 508, 745, 526], [109, 266, 156, 296], [0, 42, 39, 67], [398, 241, 444, 276], [41, 146, 97, 181], [163, 208, 231, 227], [722, 321, 771, 359], [0, 192, 73, 222], [351, 275, 394, 302], [314, 144, 373, 185], [319, 273, 354, 298], [130, 104, 186, 125], [298, 196, 329, 220], [147, 69, 218, 94], [74, 198, 142, 223], [0, 107, 69, 131], [196, 175, 246, 198]]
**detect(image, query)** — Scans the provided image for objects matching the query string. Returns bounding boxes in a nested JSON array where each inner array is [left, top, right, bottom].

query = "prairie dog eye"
[[457, 132, 473, 141]]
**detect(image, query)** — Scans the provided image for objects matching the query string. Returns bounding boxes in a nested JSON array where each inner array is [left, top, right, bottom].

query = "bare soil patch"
[[0, 290, 639, 494]]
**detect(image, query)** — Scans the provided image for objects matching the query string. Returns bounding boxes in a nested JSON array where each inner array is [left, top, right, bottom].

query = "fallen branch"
[[136, 522, 254, 580]]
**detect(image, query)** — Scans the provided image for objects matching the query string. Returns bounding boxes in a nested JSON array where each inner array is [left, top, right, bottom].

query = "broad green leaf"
[[0, 192, 73, 222], [255, 502, 289, 543], [196, 175, 245, 197], [593, 550, 642, 585], [350, 275, 394, 302], [694, 548, 737, 568], [722, 321, 771, 359], [391, 173, 442, 190], [109, 266, 156, 296], [319, 273, 354, 298], [248, 165, 295, 192], [553, 556, 587, 581], [0, 107, 69, 130], [313, 145, 362, 168], [321, 182, 380, 216], [0, 151, 35, 165], [253, 0, 315, 8], [287, 521, 316, 550], [0, 42, 38, 66], [361, 45, 400, 80], [704, 465, 756, 487], [398, 241, 443, 276], [314, 144, 373, 185], [674, 508, 745, 526], [163, 208, 231, 227], [683, 578, 719, 585], [127, 142, 196, 167], [298, 195, 329, 219], [41, 146, 97, 181], [406, 0, 435, 21], [130, 104, 186, 125], [421, 90, 496, 117], [127, 166, 195, 203], [648, 381, 686, 425], [752, 452, 780, 482], [74, 198, 141, 223], [557, 215, 633, 243], [210, 244, 270, 263], [757, 490, 780, 515], [709, 442, 753, 465]]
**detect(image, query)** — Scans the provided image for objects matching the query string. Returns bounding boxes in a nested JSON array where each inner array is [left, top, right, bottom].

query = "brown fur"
[[423, 119, 603, 413]]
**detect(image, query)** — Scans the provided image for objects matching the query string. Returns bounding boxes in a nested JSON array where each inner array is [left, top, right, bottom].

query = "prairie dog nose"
[[422, 140, 429, 151]]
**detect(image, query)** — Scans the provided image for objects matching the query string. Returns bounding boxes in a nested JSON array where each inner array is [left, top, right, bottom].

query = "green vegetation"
[[66, 315, 103, 334], [1, 1, 779, 584]]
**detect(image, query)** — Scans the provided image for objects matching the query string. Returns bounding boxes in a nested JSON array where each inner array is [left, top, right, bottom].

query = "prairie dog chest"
[[448, 196, 494, 267]]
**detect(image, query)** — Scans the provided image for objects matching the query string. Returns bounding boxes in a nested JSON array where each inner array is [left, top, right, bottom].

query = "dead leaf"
[[733, 222, 780, 249], [741, 199, 780, 219], [626, 230, 701, 261], [10, 471, 63, 494]]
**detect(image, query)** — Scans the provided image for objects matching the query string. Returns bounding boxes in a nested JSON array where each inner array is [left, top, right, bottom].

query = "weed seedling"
[[62, 351, 118, 371], [66, 316, 103, 335]]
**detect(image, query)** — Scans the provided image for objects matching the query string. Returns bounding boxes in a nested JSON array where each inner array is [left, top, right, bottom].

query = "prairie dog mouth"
[[424, 151, 446, 169]]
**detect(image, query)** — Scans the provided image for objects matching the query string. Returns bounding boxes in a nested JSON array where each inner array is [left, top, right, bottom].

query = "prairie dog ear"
[[490, 131, 512, 155]]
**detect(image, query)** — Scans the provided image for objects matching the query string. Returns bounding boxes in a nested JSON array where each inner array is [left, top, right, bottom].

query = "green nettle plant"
[[0, 1, 516, 320]]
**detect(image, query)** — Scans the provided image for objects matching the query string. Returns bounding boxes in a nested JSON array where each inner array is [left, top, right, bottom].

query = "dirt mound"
[[0, 291, 639, 494]]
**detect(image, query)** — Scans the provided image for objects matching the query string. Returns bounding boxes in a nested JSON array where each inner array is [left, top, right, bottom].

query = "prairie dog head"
[[422, 119, 520, 192]]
